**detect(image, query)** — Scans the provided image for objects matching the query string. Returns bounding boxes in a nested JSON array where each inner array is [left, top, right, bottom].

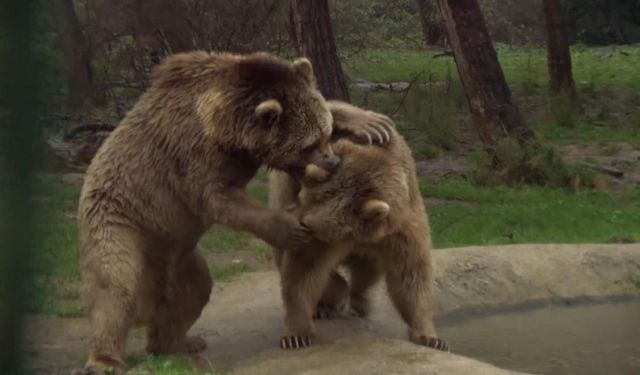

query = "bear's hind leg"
[[81, 232, 145, 373], [385, 254, 449, 352], [344, 254, 383, 318], [280, 249, 339, 350], [314, 270, 349, 320], [146, 249, 213, 355]]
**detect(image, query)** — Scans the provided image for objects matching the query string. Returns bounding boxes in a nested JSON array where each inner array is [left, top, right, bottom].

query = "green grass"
[[211, 263, 251, 281], [345, 46, 640, 89], [17, 174, 82, 316], [350, 87, 401, 115], [199, 225, 253, 253], [627, 275, 640, 289], [128, 355, 224, 375], [535, 119, 640, 147], [421, 179, 640, 248], [30, 174, 81, 279]]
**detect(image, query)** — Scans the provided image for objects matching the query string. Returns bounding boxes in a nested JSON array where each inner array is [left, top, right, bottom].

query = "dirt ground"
[[25, 244, 640, 375]]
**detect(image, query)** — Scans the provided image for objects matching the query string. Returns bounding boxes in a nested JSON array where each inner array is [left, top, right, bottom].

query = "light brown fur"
[[77, 51, 391, 373], [270, 132, 447, 351]]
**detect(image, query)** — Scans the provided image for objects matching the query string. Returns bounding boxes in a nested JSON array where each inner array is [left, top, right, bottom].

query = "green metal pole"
[[1, 0, 45, 374]]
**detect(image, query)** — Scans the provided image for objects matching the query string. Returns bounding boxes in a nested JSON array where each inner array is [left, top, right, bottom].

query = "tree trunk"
[[543, 0, 576, 102], [53, 0, 95, 109], [416, 0, 444, 47], [134, 0, 193, 62], [290, 0, 350, 102], [436, 0, 534, 147]]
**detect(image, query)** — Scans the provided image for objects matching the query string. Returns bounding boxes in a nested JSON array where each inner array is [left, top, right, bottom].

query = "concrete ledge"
[[434, 243, 640, 316], [188, 244, 640, 374]]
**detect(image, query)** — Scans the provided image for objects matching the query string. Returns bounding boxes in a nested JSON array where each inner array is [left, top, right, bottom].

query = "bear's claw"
[[280, 335, 312, 350]]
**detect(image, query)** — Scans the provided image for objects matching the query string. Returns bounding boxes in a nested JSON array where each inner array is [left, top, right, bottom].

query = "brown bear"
[[76, 50, 393, 373], [270, 134, 448, 352]]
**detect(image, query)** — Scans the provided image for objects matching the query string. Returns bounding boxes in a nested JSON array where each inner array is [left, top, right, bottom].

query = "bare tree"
[[436, 0, 534, 147], [53, 0, 95, 109], [415, 0, 445, 47], [290, 0, 350, 101], [543, 0, 577, 104]]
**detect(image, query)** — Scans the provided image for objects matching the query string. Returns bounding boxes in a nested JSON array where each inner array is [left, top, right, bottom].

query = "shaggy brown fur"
[[270, 134, 448, 352], [76, 51, 392, 374]]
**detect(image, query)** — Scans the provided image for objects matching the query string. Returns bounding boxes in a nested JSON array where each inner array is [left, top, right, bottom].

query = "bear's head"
[[298, 140, 401, 244], [152, 51, 340, 176]]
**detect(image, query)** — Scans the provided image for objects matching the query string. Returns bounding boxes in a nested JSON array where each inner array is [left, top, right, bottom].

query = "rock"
[[234, 333, 524, 375]]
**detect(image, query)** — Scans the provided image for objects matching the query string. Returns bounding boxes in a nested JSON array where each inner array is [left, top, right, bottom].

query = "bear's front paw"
[[331, 103, 395, 145], [184, 336, 207, 353], [280, 335, 313, 350], [415, 336, 450, 352], [268, 212, 312, 250]]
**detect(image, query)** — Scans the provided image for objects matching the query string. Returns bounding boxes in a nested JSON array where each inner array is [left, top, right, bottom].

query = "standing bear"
[[76, 51, 392, 373], [270, 131, 448, 352]]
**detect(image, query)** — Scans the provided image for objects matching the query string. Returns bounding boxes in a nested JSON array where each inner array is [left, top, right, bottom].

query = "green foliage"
[[468, 138, 595, 189], [398, 69, 464, 158], [421, 179, 640, 248], [331, 0, 423, 55]]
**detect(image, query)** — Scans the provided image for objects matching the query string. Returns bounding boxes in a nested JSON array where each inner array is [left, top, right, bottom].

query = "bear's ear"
[[361, 199, 390, 221], [304, 164, 331, 182], [293, 57, 314, 83], [255, 99, 282, 126]]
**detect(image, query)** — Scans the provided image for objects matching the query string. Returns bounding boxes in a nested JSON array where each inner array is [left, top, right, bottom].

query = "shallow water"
[[438, 301, 640, 375]]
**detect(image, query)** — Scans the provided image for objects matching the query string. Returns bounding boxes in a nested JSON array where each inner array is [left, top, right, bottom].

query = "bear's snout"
[[322, 154, 341, 172]]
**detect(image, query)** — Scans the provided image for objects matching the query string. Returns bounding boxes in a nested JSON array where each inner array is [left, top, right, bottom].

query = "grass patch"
[[345, 46, 640, 89], [30, 174, 81, 279], [9, 174, 83, 316], [626, 275, 640, 289], [199, 225, 253, 253], [247, 182, 269, 205], [535, 119, 640, 147], [350, 87, 401, 115], [422, 179, 640, 248], [128, 355, 223, 375], [212, 263, 251, 282]]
